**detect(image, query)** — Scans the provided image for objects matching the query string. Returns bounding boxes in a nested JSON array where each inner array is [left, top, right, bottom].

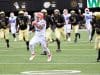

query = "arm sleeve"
[[48, 15, 53, 26]]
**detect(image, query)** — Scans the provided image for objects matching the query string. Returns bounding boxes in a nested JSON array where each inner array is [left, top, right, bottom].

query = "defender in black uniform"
[[90, 15, 96, 42], [0, 11, 10, 48], [17, 10, 29, 51], [93, 12, 100, 62], [52, 9, 66, 52], [69, 10, 80, 43]]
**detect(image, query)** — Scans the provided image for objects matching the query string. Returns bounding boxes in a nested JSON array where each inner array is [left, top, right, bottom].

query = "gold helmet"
[[93, 12, 100, 20], [54, 9, 60, 15], [18, 10, 24, 14], [54, 9, 60, 13], [70, 10, 75, 13], [0, 11, 5, 14], [41, 9, 47, 13]]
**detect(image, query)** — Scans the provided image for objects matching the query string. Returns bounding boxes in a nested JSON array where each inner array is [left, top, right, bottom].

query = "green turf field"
[[0, 30, 100, 75]]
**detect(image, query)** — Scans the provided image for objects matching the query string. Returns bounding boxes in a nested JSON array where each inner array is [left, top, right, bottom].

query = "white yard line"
[[0, 70, 81, 75], [0, 54, 96, 57], [0, 49, 95, 52], [21, 70, 81, 75], [0, 63, 99, 65], [49, 45, 94, 47], [58, 49, 94, 50], [0, 43, 94, 47]]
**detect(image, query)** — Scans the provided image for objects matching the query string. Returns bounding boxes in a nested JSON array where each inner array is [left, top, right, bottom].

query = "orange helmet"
[[36, 12, 44, 19]]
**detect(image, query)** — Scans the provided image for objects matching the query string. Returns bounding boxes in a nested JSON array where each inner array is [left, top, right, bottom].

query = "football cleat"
[[27, 47, 29, 51], [56, 49, 61, 52], [7, 44, 9, 48], [97, 58, 100, 62], [47, 55, 52, 62], [14, 38, 17, 41], [68, 38, 71, 42], [29, 54, 36, 61], [74, 38, 77, 43]]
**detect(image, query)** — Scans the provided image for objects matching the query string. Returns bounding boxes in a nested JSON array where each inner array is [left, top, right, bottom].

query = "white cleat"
[[47, 55, 52, 62], [14, 38, 17, 41], [68, 38, 71, 42], [29, 55, 36, 61]]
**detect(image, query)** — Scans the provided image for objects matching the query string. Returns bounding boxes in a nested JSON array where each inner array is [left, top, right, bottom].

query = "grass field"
[[0, 30, 100, 75]]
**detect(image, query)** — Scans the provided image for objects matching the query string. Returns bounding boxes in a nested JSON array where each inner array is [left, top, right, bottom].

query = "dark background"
[[0, 0, 87, 11], [0, 0, 99, 16]]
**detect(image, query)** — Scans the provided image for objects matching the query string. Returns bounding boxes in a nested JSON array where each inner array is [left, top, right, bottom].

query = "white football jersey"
[[63, 14, 71, 25], [34, 19, 46, 36], [9, 16, 17, 27], [83, 12, 92, 24]]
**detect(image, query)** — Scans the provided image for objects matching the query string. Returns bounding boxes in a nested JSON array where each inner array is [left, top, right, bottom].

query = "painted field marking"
[[0, 63, 99, 65], [21, 70, 81, 75], [0, 54, 96, 57]]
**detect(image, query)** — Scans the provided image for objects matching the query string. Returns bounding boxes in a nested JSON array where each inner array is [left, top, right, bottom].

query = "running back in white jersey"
[[34, 19, 46, 37]]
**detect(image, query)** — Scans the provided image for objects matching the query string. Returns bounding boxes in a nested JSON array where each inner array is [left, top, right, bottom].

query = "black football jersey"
[[0, 17, 9, 29], [52, 15, 65, 28], [17, 16, 28, 30]]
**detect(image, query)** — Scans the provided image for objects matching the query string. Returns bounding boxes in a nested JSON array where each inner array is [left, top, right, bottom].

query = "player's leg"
[[64, 25, 68, 40], [42, 28, 54, 55], [46, 28, 53, 43], [86, 24, 92, 41], [5, 28, 10, 48], [29, 36, 38, 61], [0, 29, 4, 39], [11, 27, 17, 41], [24, 29, 29, 51], [19, 30, 23, 41], [61, 27, 66, 41], [95, 35, 100, 62], [97, 40, 100, 62], [89, 25, 92, 41], [55, 28, 61, 52], [12, 33, 16, 38], [73, 25, 80, 43], [97, 48, 100, 62], [66, 24, 71, 42], [19, 30, 29, 50], [90, 28, 95, 42], [40, 37, 52, 62], [43, 28, 53, 55]]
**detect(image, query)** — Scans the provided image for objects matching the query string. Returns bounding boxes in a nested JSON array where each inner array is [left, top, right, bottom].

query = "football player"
[[90, 15, 96, 42], [24, 11, 31, 31], [83, 8, 92, 41], [9, 12, 17, 41], [93, 12, 100, 62], [0, 11, 10, 48], [69, 10, 80, 43], [29, 12, 52, 62], [41, 9, 53, 55], [52, 9, 66, 52], [16, 10, 29, 51], [41, 9, 53, 43], [63, 9, 71, 42]]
